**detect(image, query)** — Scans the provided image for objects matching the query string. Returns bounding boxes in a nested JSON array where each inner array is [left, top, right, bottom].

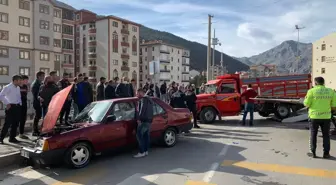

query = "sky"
[[61, 0, 336, 57]]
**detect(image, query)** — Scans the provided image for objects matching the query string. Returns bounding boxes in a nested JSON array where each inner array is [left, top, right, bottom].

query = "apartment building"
[[75, 11, 141, 88], [312, 32, 336, 89], [139, 40, 190, 87], [248, 64, 277, 78], [0, 0, 75, 123]]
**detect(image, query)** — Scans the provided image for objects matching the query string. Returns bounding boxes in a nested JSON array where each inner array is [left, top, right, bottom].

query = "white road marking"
[[116, 173, 159, 185], [203, 163, 219, 183], [0, 169, 50, 185], [168, 168, 195, 173]]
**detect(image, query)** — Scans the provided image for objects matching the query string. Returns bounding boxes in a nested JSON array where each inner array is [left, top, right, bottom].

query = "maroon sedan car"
[[21, 85, 193, 168]]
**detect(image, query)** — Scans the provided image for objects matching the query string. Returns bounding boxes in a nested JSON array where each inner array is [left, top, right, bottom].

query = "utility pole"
[[207, 14, 213, 81], [211, 29, 221, 80], [294, 25, 305, 74]]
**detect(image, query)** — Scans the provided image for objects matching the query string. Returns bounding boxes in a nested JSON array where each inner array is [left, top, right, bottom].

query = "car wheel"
[[65, 142, 92, 169], [275, 104, 291, 119], [200, 107, 216, 124], [258, 111, 270, 117], [162, 128, 177, 147]]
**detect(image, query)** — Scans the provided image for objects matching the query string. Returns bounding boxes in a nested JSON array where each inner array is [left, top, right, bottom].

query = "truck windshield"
[[204, 84, 217, 94]]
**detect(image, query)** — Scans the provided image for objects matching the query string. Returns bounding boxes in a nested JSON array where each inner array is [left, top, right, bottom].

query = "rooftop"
[[140, 40, 186, 50], [49, 0, 76, 11]]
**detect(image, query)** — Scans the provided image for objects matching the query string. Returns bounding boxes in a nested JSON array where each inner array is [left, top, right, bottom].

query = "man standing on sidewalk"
[[19, 75, 29, 139], [134, 88, 153, 158], [0, 75, 22, 144], [31, 71, 45, 136], [96, 77, 106, 101], [58, 73, 72, 125], [304, 77, 336, 159], [241, 84, 258, 126]]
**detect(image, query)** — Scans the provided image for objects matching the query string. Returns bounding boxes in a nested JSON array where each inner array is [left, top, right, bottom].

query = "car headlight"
[[35, 139, 49, 151]]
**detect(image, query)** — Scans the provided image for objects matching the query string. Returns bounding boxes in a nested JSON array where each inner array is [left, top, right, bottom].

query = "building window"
[[152, 56, 154, 60], [145, 48, 147, 52], [76, 14, 80, 20], [321, 56, 326, 62], [53, 24, 61, 32], [132, 26, 137, 32], [19, 0, 30, 10], [171, 57, 173, 61], [62, 39, 73, 50], [145, 57, 147, 61], [0, 66, 9, 75], [321, 68, 325, 74], [55, 54, 60, 62], [113, 60, 118, 65], [62, 24, 74, 35], [112, 21, 118, 27], [54, 39, 61, 47], [19, 33, 30, 43], [40, 20, 49, 30], [40, 36, 49, 45], [0, 30, 8, 40], [64, 54, 72, 64], [76, 49, 79, 55], [54, 9, 61, 18], [0, 12, 8, 23], [0, 0, 8, 5], [19, 67, 30, 76], [19, 16, 30, 27], [40, 68, 50, 74], [112, 31, 118, 53], [39, 4, 49, 14], [321, 44, 326, 51], [0, 47, 8, 57], [132, 62, 137, 67], [40, 52, 50, 61], [19, 50, 30, 59], [82, 25, 86, 30]]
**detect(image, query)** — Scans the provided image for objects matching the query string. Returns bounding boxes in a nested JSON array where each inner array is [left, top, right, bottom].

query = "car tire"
[[64, 142, 92, 169], [274, 104, 291, 119], [258, 111, 270, 117], [162, 127, 177, 147], [200, 107, 216, 124]]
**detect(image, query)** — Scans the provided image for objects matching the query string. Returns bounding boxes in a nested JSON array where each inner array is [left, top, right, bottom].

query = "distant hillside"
[[237, 40, 312, 74], [140, 26, 249, 73]]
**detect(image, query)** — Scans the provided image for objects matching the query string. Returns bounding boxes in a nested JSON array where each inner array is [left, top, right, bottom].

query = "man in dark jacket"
[[241, 84, 258, 126], [160, 82, 167, 102], [19, 75, 29, 139], [31, 71, 45, 136], [116, 77, 133, 98], [58, 73, 72, 124], [74, 74, 93, 112], [96, 77, 106, 101], [39, 76, 59, 118], [170, 86, 186, 108], [104, 80, 116, 99], [134, 88, 153, 158]]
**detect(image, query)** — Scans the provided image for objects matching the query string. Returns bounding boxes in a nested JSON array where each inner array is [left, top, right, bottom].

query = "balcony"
[[160, 69, 170, 73], [88, 53, 97, 59], [160, 73, 170, 81], [182, 58, 190, 66], [182, 79, 190, 82], [160, 45, 169, 54], [121, 42, 130, 47], [159, 54, 170, 63], [88, 40, 97, 46], [182, 50, 190, 57], [62, 48, 74, 54], [88, 65, 97, 71], [62, 33, 74, 39], [121, 29, 129, 35], [62, 62, 74, 68], [121, 66, 130, 71], [121, 54, 130, 59], [88, 28, 96, 34], [88, 77, 97, 83], [182, 71, 189, 74]]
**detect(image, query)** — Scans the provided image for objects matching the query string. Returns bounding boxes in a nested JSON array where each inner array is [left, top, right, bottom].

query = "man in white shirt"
[[0, 75, 23, 144]]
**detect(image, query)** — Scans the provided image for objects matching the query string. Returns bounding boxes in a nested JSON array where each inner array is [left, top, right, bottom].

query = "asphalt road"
[[0, 116, 335, 185]]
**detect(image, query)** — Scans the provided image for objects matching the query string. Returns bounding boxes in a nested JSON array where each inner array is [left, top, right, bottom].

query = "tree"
[[190, 75, 207, 87]]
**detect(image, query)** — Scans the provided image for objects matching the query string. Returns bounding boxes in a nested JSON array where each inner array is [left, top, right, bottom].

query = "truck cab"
[[196, 74, 242, 123]]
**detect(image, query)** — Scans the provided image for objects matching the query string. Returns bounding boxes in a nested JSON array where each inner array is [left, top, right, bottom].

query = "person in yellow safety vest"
[[304, 76, 336, 159]]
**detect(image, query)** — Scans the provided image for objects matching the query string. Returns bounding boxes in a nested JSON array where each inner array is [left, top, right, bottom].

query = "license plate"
[[21, 150, 29, 159]]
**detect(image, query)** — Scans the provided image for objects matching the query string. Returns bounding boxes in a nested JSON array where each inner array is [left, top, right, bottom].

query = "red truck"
[[196, 74, 311, 124]]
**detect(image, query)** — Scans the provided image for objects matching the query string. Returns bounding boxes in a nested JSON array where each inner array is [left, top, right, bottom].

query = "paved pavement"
[[0, 116, 335, 185]]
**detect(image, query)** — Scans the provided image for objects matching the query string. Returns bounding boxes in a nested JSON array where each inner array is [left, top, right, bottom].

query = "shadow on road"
[[241, 176, 287, 185]]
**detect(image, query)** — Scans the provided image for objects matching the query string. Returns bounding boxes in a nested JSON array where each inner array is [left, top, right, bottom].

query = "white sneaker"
[[133, 153, 146, 158], [145, 151, 148, 156]]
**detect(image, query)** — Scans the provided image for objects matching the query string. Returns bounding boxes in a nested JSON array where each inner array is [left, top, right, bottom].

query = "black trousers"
[[19, 104, 27, 134], [60, 101, 71, 123], [33, 104, 42, 133], [0, 105, 21, 140], [310, 119, 330, 153]]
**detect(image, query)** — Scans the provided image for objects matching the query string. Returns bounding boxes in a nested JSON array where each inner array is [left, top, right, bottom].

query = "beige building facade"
[[139, 40, 190, 87], [312, 32, 336, 89]]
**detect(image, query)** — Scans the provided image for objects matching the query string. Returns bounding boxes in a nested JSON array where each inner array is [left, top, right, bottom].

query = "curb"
[[0, 151, 21, 168]]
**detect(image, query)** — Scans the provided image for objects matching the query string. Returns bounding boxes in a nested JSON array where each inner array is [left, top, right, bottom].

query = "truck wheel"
[[200, 107, 216, 124], [258, 111, 270, 117], [275, 104, 290, 119]]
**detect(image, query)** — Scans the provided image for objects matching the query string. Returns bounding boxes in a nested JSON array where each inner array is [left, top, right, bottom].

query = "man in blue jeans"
[[134, 88, 154, 158], [241, 84, 258, 126]]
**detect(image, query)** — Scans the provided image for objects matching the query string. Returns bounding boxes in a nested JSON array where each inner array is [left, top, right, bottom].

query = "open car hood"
[[41, 84, 73, 134]]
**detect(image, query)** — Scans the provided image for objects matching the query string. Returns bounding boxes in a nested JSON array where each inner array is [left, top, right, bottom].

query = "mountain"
[[139, 26, 249, 73], [237, 40, 312, 74]]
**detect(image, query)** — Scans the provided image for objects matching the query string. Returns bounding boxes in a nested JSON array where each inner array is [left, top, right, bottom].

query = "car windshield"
[[204, 84, 218, 94], [73, 101, 112, 123]]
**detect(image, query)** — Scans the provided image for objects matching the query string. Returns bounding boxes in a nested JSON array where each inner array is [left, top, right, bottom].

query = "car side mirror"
[[106, 115, 116, 122]]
